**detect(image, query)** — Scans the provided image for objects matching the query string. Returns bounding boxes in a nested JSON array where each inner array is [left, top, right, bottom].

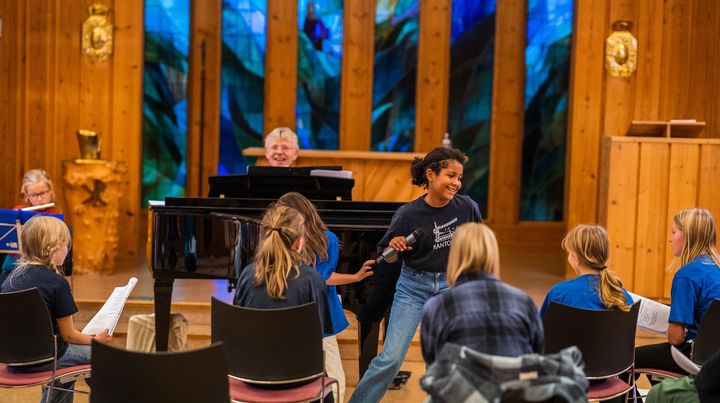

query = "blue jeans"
[[349, 267, 447, 403], [12, 343, 91, 403]]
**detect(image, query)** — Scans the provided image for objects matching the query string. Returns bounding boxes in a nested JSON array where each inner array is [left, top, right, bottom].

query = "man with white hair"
[[264, 127, 299, 167]]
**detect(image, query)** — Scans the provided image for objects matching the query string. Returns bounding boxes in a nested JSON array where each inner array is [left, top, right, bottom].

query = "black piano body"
[[151, 196, 403, 376]]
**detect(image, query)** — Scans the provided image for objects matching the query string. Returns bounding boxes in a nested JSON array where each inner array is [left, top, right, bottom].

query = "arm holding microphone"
[[376, 228, 425, 264]]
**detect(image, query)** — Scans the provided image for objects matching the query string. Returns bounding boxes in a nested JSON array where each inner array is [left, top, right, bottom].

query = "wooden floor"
[[1, 238, 661, 402]]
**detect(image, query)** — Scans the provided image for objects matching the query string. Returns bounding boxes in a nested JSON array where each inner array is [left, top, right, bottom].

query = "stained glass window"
[[218, 0, 267, 175], [296, 0, 342, 150], [371, 0, 419, 151], [143, 0, 190, 203], [520, 0, 572, 221], [447, 1, 496, 218]]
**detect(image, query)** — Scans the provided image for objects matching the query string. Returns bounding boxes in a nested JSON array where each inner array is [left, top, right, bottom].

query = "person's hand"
[[354, 260, 375, 282], [93, 329, 112, 344], [388, 236, 412, 252]]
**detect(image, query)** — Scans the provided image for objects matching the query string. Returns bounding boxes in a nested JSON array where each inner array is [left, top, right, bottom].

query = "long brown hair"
[[673, 208, 720, 268], [562, 224, 630, 312], [446, 223, 500, 286], [277, 192, 328, 265], [253, 205, 305, 299]]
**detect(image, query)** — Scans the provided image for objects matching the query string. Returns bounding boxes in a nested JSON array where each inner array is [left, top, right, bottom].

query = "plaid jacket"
[[420, 343, 589, 403]]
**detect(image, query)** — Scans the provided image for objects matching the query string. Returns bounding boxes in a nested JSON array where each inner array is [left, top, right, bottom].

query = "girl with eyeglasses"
[[2, 170, 69, 284]]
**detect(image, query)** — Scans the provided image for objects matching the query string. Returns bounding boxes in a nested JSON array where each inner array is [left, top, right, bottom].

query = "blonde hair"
[[254, 205, 305, 299], [21, 169, 55, 204], [15, 216, 70, 277], [277, 192, 328, 265], [446, 223, 500, 286], [673, 208, 720, 268], [264, 127, 299, 150], [562, 224, 630, 312]]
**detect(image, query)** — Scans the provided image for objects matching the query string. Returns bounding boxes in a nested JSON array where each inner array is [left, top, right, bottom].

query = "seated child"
[[1, 216, 111, 403], [421, 222, 544, 365], [636, 208, 720, 375], [233, 204, 332, 335], [277, 192, 375, 403], [540, 224, 633, 316]]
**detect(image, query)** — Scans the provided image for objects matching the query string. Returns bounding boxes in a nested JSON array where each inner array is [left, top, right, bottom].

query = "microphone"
[[376, 228, 425, 264]]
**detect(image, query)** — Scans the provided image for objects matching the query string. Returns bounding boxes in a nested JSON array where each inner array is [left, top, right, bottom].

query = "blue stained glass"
[[447, 1, 496, 218], [520, 0, 572, 221], [218, 0, 267, 175], [296, 0, 343, 150], [143, 0, 190, 204], [371, 0, 419, 152]]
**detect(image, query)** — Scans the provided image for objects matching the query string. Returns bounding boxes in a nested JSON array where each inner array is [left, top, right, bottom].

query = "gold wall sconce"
[[82, 3, 113, 61], [605, 21, 637, 77]]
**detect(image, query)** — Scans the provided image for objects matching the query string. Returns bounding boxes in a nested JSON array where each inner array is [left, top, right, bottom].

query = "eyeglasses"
[[28, 190, 51, 199], [269, 144, 294, 152]]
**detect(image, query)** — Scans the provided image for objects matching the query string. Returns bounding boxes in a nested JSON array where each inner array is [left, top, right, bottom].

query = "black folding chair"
[[211, 298, 336, 402], [543, 302, 641, 402], [90, 340, 229, 403], [0, 288, 90, 401], [691, 299, 720, 365]]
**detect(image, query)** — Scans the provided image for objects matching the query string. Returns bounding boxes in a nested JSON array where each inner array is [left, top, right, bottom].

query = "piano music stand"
[[208, 172, 354, 201]]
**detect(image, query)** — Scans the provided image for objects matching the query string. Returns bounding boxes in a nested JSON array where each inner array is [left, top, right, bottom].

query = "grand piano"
[[150, 171, 404, 376]]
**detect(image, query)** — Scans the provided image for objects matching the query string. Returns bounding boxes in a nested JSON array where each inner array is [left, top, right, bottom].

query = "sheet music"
[[82, 277, 138, 336], [629, 292, 670, 333], [310, 169, 353, 179]]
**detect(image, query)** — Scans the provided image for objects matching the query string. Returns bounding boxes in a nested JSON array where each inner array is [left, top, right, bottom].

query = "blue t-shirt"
[[540, 274, 634, 316], [379, 194, 482, 273], [669, 255, 720, 340], [316, 231, 349, 336], [1, 265, 78, 359]]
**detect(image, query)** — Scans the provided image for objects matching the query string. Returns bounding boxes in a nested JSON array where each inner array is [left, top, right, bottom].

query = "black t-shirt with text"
[[378, 194, 482, 273]]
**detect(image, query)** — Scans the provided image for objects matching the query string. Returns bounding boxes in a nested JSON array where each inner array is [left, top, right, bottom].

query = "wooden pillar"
[[110, 0, 144, 259], [602, 0, 636, 136], [414, 0, 451, 153], [565, 0, 608, 230], [264, 1, 298, 135], [187, 0, 222, 197], [339, 1, 374, 151], [487, 0, 526, 224]]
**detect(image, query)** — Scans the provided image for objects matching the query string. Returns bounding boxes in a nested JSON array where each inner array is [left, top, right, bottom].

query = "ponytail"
[[563, 224, 630, 311], [598, 268, 631, 312], [254, 205, 305, 299]]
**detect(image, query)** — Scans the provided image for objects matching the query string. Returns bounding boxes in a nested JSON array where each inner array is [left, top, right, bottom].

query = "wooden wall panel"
[[602, 0, 635, 136], [24, 0, 55, 171], [659, 0, 694, 120], [600, 140, 639, 288], [263, 1, 297, 135], [0, 1, 25, 197], [688, 0, 720, 137], [633, 143, 669, 297], [663, 144, 700, 297], [414, 0, 450, 153], [487, 0, 526, 224], [698, 145, 720, 221], [339, 1, 374, 151], [633, 0, 663, 120]]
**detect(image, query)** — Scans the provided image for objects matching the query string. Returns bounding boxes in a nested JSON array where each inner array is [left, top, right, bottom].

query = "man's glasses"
[[28, 190, 51, 199]]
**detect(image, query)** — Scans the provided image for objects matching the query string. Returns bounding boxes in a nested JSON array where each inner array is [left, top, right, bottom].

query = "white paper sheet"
[[82, 277, 138, 336], [629, 292, 670, 333]]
